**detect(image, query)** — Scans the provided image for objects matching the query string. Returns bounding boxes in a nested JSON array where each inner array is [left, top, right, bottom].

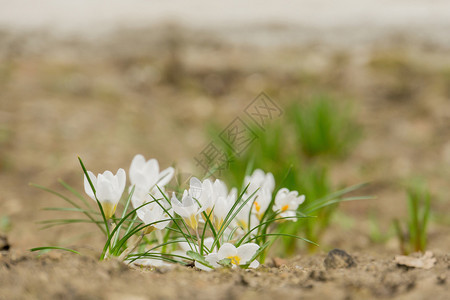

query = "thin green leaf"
[[58, 179, 93, 210], [30, 246, 81, 255]]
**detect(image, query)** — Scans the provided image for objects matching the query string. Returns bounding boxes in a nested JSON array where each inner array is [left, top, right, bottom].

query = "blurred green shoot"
[[208, 95, 366, 254], [394, 182, 431, 254], [0, 215, 12, 233], [368, 211, 394, 244], [289, 95, 360, 158]]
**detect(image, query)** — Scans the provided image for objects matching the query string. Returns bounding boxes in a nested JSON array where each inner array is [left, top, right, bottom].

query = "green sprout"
[[207, 96, 365, 254], [0, 215, 12, 233], [394, 182, 431, 254], [289, 95, 360, 158]]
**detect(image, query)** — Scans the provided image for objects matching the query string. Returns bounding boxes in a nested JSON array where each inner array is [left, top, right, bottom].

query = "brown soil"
[[1, 26, 450, 299], [1, 249, 449, 300]]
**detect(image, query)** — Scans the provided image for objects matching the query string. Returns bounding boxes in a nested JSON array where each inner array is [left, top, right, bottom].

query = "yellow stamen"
[[281, 204, 289, 212], [187, 214, 198, 230], [237, 220, 248, 231], [143, 226, 156, 235], [227, 255, 241, 265], [254, 201, 261, 212]]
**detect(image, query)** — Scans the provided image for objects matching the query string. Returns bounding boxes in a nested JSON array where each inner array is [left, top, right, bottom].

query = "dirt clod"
[[0, 235, 10, 252], [309, 270, 327, 282], [436, 274, 446, 285], [324, 249, 356, 270]]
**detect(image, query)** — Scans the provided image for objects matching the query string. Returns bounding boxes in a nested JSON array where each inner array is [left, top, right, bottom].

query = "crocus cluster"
[[83, 154, 305, 270]]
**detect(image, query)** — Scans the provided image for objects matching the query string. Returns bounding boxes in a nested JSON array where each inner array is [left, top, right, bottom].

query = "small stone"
[[436, 274, 446, 285], [0, 235, 10, 251], [272, 257, 288, 268], [324, 249, 356, 270], [394, 251, 436, 270]]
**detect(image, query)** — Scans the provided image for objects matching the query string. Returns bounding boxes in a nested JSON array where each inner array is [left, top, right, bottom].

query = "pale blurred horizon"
[[1, 0, 450, 47]]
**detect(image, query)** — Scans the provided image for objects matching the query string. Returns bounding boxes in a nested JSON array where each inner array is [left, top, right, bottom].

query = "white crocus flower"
[[179, 237, 218, 270], [136, 201, 173, 234], [189, 177, 214, 215], [84, 169, 126, 220], [195, 253, 221, 271], [131, 185, 166, 210], [171, 191, 205, 230], [129, 154, 174, 198], [213, 187, 237, 229], [201, 243, 259, 269], [273, 188, 305, 221], [244, 169, 275, 196], [250, 188, 272, 220], [189, 177, 231, 225], [235, 201, 260, 232], [190, 178, 227, 209]]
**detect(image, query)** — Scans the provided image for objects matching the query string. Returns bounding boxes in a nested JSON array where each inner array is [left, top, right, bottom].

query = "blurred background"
[[0, 0, 449, 254]]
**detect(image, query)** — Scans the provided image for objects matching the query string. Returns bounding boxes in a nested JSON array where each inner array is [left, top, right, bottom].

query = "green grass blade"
[[247, 233, 319, 246], [30, 246, 81, 255], [212, 184, 254, 250], [112, 186, 135, 248], [31, 183, 106, 234], [303, 182, 369, 212], [154, 186, 196, 251], [304, 195, 374, 214], [78, 157, 110, 241], [42, 207, 99, 214], [58, 179, 93, 210]]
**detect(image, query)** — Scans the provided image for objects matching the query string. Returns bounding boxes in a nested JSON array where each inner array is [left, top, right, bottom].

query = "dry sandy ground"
[[1, 249, 449, 300], [0, 22, 450, 299]]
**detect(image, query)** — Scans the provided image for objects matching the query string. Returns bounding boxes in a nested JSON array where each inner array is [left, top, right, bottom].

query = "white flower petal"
[[195, 253, 219, 271], [217, 243, 237, 259], [148, 159, 160, 175], [237, 243, 260, 263], [297, 194, 306, 206], [129, 154, 146, 185], [189, 177, 203, 199], [84, 171, 97, 200], [203, 237, 216, 252], [102, 170, 114, 182], [171, 203, 189, 218], [265, 172, 275, 193], [249, 260, 260, 269], [96, 176, 114, 202], [116, 168, 126, 197], [133, 257, 170, 268], [195, 260, 213, 271], [157, 166, 175, 187]]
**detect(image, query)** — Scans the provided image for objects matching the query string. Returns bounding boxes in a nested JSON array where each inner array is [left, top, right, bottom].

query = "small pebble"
[[272, 257, 288, 268], [324, 249, 356, 269], [0, 235, 10, 251], [436, 274, 446, 285]]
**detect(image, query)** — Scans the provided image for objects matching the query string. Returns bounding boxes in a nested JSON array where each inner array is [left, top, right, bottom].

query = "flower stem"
[[119, 232, 144, 261]]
